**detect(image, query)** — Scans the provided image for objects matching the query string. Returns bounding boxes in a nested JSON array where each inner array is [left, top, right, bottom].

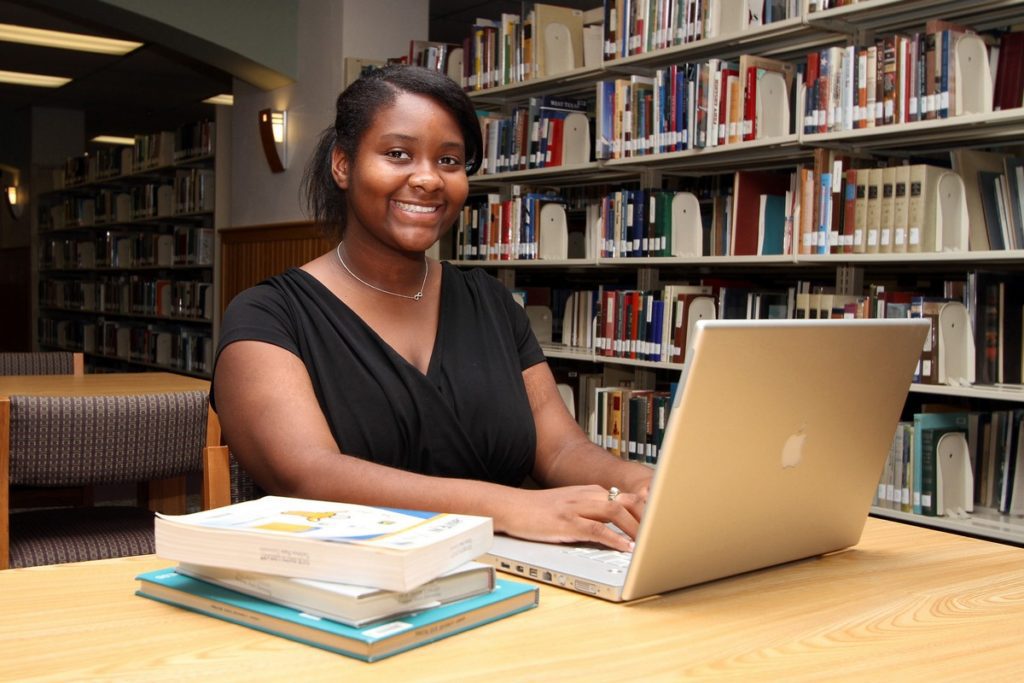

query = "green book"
[[913, 412, 969, 516], [136, 568, 538, 662]]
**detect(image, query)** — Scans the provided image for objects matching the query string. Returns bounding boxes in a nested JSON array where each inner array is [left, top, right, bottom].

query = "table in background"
[[1, 518, 1023, 681], [0, 372, 212, 513]]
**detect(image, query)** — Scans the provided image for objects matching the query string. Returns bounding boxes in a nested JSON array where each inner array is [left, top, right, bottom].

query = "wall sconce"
[[1, 164, 22, 219], [258, 108, 287, 173]]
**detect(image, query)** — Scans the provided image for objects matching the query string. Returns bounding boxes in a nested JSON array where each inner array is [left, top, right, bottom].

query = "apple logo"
[[781, 426, 808, 469]]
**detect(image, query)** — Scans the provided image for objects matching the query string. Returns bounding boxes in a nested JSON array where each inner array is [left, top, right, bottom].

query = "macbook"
[[483, 318, 929, 601]]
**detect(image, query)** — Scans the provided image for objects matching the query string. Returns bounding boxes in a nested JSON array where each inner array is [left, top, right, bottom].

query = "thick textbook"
[[136, 568, 538, 662], [175, 560, 495, 627], [154, 496, 493, 591]]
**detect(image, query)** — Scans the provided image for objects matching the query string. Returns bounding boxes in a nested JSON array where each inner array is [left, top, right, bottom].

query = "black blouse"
[[212, 262, 546, 486]]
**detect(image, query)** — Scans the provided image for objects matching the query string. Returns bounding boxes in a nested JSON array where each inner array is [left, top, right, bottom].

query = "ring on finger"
[[608, 486, 620, 502]]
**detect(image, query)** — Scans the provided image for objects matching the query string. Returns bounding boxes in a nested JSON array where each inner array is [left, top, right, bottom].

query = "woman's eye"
[[386, 150, 410, 160], [439, 155, 463, 167]]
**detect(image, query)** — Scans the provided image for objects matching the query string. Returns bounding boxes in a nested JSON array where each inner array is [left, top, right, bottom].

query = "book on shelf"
[[175, 560, 496, 628], [154, 496, 494, 592], [136, 568, 538, 663], [730, 169, 791, 256]]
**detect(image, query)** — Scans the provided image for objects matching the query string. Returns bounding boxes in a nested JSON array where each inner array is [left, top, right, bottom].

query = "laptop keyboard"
[[562, 546, 633, 571]]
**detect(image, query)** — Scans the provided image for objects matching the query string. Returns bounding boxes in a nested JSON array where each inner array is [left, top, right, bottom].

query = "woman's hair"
[[302, 64, 482, 240]]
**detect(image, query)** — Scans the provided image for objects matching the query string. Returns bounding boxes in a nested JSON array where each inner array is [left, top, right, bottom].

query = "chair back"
[[0, 352, 83, 376], [6, 391, 209, 487], [0, 389, 225, 569]]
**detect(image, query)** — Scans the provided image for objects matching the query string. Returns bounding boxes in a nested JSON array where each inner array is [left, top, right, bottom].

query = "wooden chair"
[[0, 390, 230, 569], [0, 352, 84, 376]]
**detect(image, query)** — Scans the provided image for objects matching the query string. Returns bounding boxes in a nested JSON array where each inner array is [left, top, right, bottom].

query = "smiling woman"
[[210, 65, 653, 552]]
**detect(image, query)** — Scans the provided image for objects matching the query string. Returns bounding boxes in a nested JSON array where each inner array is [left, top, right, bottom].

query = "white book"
[[175, 560, 496, 627], [154, 496, 493, 592]]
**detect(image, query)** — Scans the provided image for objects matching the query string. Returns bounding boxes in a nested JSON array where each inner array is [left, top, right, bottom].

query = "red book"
[[730, 170, 793, 256], [994, 31, 1024, 111]]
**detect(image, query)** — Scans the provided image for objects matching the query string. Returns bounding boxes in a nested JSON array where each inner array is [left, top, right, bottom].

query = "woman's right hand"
[[493, 485, 644, 552]]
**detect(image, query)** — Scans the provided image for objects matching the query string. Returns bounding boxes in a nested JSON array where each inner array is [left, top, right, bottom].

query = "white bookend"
[[670, 192, 702, 257], [936, 431, 973, 517]]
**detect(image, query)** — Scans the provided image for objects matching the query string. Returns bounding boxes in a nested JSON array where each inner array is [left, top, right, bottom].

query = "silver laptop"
[[483, 318, 929, 601]]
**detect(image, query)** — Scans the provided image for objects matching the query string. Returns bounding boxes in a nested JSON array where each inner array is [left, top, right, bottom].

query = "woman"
[[213, 65, 652, 551]]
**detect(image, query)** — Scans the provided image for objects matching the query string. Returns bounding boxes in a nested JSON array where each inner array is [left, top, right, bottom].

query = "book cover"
[[154, 496, 493, 592], [731, 170, 791, 256], [175, 560, 496, 628], [136, 569, 538, 663]]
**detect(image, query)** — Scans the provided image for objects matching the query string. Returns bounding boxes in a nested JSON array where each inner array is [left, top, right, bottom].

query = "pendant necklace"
[[335, 243, 428, 301]]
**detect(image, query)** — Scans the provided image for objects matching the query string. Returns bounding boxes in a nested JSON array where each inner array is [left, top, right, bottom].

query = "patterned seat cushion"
[[8, 506, 155, 568]]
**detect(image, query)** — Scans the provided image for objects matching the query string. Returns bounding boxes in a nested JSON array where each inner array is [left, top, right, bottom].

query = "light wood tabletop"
[[1, 517, 1023, 681], [0, 372, 209, 397]]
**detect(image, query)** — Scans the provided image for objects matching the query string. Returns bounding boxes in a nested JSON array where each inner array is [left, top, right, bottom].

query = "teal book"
[[912, 412, 970, 516], [136, 568, 538, 662]]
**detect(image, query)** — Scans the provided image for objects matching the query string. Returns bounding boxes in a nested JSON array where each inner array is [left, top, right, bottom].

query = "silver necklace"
[[335, 243, 428, 301]]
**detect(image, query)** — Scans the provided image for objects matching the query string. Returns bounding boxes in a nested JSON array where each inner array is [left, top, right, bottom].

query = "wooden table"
[[0, 371, 210, 397], [1, 518, 1022, 681], [1, 372, 212, 513]]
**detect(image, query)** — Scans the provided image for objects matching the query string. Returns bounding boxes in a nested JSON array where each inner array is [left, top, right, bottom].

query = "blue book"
[[136, 568, 538, 662]]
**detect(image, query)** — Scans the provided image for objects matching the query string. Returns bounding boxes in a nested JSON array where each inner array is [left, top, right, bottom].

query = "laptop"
[[483, 318, 929, 601]]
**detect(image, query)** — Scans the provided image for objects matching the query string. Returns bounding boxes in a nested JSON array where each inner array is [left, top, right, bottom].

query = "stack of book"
[[138, 495, 538, 662]]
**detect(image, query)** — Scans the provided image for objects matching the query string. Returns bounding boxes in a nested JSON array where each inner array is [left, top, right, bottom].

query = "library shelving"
[[34, 121, 217, 378], [450, 1, 1024, 544]]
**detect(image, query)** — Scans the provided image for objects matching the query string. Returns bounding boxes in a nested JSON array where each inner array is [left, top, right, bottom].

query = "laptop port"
[[542, 571, 553, 582], [528, 568, 538, 578]]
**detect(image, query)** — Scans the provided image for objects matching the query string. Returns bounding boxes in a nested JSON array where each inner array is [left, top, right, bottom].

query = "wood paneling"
[[219, 222, 330, 313]]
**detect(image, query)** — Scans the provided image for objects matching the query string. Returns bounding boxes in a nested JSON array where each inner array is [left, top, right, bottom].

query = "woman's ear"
[[331, 147, 349, 190]]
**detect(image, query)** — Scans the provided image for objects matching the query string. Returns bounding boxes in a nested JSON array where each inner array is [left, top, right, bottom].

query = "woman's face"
[[331, 92, 469, 253]]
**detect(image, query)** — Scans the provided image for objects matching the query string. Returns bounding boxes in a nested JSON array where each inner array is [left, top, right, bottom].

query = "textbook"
[[175, 560, 495, 627], [136, 568, 538, 662], [154, 496, 493, 592]]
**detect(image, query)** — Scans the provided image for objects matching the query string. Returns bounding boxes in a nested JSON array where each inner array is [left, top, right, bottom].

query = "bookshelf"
[[449, 1, 1024, 543], [34, 121, 217, 378]]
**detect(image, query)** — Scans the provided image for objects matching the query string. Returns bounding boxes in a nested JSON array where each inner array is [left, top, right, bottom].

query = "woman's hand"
[[494, 485, 646, 552]]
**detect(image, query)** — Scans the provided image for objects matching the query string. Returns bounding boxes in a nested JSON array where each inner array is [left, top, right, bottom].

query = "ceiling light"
[[203, 94, 234, 106], [0, 69, 70, 87], [92, 135, 135, 145], [0, 22, 141, 55]]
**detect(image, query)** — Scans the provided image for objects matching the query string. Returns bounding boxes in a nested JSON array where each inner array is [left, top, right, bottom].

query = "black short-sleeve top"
[[212, 262, 547, 486]]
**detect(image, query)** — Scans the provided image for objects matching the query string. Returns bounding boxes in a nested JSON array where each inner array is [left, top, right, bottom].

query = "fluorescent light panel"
[[203, 93, 234, 106], [92, 135, 135, 145], [0, 22, 141, 55], [0, 69, 70, 87]]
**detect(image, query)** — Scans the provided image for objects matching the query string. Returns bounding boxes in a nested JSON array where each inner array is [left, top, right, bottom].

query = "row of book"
[[37, 317, 214, 375], [595, 54, 795, 159], [144, 497, 536, 661], [806, 26, 1024, 132], [464, 145, 1023, 261], [604, 0, 800, 61], [519, 269, 1022, 387], [39, 277, 214, 322], [58, 120, 215, 188], [455, 190, 572, 261], [461, 4, 598, 91], [40, 226, 214, 270], [42, 171, 214, 231], [477, 94, 590, 175], [875, 409, 1024, 518]]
